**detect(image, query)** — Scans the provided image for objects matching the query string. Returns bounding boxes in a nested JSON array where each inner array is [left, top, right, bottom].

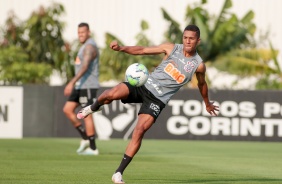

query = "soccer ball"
[[125, 63, 149, 87]]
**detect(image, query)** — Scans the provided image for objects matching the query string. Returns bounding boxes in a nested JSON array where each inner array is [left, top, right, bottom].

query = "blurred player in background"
[[77, 24, 219, 183], [63, 22, 100, 155]]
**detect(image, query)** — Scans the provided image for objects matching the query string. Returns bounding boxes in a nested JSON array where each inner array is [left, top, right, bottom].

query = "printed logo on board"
[[0, 105, 8, 122]]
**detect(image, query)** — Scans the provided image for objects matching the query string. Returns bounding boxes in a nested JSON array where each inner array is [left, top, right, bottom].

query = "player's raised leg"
[[77, 83, 130, 119]]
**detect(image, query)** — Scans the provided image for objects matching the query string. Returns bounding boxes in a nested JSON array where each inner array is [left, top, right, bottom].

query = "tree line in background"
[[0, 3, 74, 85], [0, 0, 281, 89]]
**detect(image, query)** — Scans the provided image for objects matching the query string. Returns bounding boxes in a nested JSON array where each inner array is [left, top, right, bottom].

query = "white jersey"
[[144, 44, 203, 104]]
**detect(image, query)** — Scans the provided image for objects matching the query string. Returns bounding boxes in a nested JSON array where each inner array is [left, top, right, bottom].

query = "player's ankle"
[[90, 103, 102, 111]]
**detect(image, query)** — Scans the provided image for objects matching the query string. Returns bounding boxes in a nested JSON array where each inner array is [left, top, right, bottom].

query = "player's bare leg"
[[79, 115, 99, 155], [77, 83, 130, 119], [63, 101, 90, 153], [125, 114, 154, 157], [112, 114, 154, 183]]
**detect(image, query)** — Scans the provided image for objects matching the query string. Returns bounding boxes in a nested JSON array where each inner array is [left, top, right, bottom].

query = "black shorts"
[[121, 82, 166, 121], [68, 88, 98, 108]]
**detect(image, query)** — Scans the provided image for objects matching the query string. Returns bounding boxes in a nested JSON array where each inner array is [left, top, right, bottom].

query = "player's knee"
[[63, 106, 67, 114], [135, 125, 148, 136], [63, 106, 71, 117], [104, 88, 118, 101]]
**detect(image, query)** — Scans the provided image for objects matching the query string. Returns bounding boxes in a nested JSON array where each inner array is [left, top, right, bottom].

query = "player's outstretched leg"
[[77, 83, 130, 119], [77, 103, 103, 119]]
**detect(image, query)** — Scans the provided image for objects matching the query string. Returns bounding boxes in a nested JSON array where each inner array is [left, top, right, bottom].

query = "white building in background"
[[1, 0, 282, 89]]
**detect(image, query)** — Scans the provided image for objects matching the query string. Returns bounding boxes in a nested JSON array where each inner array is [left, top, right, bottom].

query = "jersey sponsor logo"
[[150, 103, 160, 116], [164, 63, 185, 83], [147, 78, 163, 94], [171, 55, 178, 59], [171, 55, 184, 65], [184, 59, 198, 73], [75, 56, 81, 65], [179, 58, 185, 64]]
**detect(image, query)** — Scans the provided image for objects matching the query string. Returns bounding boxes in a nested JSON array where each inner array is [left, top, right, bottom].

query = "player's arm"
[[196, 63, 219, 116], [64, 44, 96, 96], [110, 40, 174, 57]]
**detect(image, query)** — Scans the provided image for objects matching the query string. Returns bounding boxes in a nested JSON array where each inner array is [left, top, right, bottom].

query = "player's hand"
[[110, 40, 120, 51], [64, 82, 74, 97], [206, 101, 219, 116]]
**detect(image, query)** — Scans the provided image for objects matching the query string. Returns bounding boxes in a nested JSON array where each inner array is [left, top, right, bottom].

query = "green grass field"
[[0, 138, 281, 184]]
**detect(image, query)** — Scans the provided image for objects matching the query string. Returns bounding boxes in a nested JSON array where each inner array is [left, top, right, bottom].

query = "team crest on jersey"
[[184, 59, 198, 73]]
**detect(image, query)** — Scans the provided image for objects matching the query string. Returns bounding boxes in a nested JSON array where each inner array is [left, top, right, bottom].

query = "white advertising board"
[[0, 87, 23, 138]]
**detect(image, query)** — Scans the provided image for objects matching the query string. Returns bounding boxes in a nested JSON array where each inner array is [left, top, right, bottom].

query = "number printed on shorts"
[[79, 96, 88, 104]]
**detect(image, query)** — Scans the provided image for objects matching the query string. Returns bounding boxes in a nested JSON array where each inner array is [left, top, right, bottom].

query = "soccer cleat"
[[78, 147, 99, 155], [112, 172, 125, 184], [77, 105, 104, 119], [76, 139, 90, 153], [77, 105, 93, 119]]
